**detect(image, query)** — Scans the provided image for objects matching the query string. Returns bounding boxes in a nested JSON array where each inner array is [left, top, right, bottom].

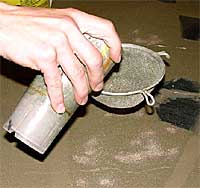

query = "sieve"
[[91, 43, 169, 109]]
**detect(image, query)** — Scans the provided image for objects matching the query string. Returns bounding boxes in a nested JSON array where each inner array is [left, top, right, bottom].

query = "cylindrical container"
[[3, 35, 114, 154], [0, 0, 51, 7]]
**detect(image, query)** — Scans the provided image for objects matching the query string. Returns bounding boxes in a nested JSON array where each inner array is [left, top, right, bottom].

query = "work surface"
[[0, 1, 199, 188]]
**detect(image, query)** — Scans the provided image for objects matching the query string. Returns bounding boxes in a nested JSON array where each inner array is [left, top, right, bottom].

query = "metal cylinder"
[[3, 35, 114, 154]]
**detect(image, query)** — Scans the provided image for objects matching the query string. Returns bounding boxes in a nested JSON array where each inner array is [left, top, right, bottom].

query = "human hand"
[[0, 3, 121, 113]]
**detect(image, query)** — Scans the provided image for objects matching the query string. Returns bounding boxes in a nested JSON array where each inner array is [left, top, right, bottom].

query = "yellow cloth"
[[0, 0, 49, 7]]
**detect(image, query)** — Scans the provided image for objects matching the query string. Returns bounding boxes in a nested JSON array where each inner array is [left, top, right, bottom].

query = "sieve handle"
[[157, 51, 170, 59], [141, 90, 155, 106], [101, 89, 156, 106]]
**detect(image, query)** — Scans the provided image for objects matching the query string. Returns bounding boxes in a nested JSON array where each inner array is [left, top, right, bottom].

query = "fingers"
[[34, 14, 117, 109], [61, 54, 89, 105], [65, 8, 122, 63], [101, 21, 122, 63], [53, 34, 89, 105], [34, 46, 65, 113], [43, 18, 104, 92], [66, 28, 104, 92], [43, 66, 65, 114], [30, 19, 104, 109], [86, 18, 121, 63]]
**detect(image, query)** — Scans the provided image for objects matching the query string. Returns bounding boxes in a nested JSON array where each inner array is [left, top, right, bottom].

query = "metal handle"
[[157, 51, 170, 59], [141, 90, 155, 106]]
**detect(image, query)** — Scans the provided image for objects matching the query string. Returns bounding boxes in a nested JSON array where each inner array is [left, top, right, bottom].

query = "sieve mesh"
[[91, 43, 166, 108]]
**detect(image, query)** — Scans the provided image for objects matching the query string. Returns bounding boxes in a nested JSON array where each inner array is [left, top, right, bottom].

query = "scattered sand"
[[166, 126, 177, 134], [115, 131, 179, 164], [72, 137, 102, 167], [72, 155, 91, 166], [72, 131, 179, 187], [99, 178, 114, 187], [114, 152, 142, 164], [131, 29, 163, 46], [76, 178, 88, 188]]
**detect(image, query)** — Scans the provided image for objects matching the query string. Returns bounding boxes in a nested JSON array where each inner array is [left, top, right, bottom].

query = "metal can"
[[3, 35, 114, 154]]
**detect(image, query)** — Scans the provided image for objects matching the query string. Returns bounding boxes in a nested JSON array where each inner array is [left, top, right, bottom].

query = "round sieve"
[[91, 43, 169, 109]]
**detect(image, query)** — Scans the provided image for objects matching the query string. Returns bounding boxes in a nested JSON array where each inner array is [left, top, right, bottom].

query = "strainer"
[[91, 43, 169, 108]]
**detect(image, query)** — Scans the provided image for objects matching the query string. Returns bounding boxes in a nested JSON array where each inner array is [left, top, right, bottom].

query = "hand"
[[0, 3, 121, 113]]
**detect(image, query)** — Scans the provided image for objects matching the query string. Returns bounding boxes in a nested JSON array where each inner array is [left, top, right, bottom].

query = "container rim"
[[101, 43, 167, 97], [98, 43, 169, 106]]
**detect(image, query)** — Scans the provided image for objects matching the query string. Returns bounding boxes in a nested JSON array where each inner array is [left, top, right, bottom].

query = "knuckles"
[[46, 78, 62, 89], [88, 51, 103, 72], [65, 8, 77, 14], [51, 31, 67, 48], [70, 66, 86, 84], [56, 16, 77, 31], [35, 44, 56, 64], [75, 67, 86, 80], [103, 20, 115, 33]]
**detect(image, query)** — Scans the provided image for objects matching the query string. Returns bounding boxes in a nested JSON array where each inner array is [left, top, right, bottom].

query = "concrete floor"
[[0, 1, 199, 187]]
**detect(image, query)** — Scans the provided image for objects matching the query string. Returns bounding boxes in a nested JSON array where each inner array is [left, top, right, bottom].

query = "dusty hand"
[[0, 3, 121, 113]]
